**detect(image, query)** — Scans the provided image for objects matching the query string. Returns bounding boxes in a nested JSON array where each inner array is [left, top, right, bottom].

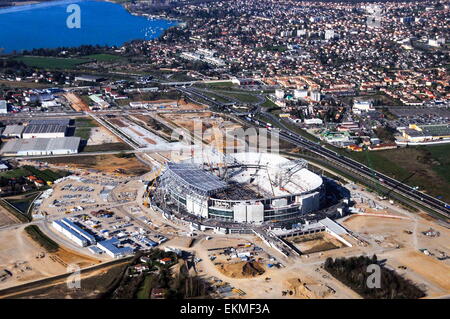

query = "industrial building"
[[353, 100, 375, 114], [97, 237, 134, 258], [154, 152, 324, 224], [22, 124, 67, 139], [398, 124, 450, 145], [2, 125, 24, 138], [0, 137, 81, 156], [74, 75, 105, 83], [52, 218, 97, 247]]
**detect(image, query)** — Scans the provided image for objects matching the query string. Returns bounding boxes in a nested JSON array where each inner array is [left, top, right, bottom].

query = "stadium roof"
[[166, 162, 228, 195]]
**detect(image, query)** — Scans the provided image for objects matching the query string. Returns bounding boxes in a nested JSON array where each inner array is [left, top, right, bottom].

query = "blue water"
[[0, 0, 177, 53]]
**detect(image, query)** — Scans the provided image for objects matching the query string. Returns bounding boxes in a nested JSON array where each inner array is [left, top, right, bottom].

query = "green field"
[[4, 192, 41, 215], [74, 127, 92, 140], [198, 81, 234, 89], [222, 91, 259, 103], [83, 54, 124, 62], [0, 165, 70, 182], [14, 56, 90, 69], [82, 142, 133, 152], [343, 144, 450, 202], [136, 275, 156, 299], [75, 117, 99, 128], [261, 98, 279, 109], [73, 118, 98, 139]]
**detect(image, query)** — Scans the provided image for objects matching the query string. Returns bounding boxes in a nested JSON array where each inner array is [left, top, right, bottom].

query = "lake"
[[0, 0, 177, 53]]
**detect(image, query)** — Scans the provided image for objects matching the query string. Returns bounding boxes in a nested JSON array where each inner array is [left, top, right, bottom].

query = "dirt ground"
[[343, 215, 416, 248], [284, 277, 334, 299], [161, 112, 244, 150], [380, 249, 450, 297], [0, 227, 100, 290], [87, 126, 120, 145], [177, 99, 207, 111], [216, 261, 265, 279], [343, 214, 450, 297], [1, 262, 128, 299], [0, 206, 20, 227], [44, 154, 150, 176], [64, 93, 89, 112], [288, 233, 345, 254], [141, 99, 206, 111]]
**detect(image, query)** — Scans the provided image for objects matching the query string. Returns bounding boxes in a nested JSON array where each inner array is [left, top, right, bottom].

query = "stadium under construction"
[[150, 152, 326, 225]]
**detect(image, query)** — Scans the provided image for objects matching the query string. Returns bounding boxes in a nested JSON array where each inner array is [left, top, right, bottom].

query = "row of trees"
[[324, 255, 426, 299], [107, 249, 211, 299]]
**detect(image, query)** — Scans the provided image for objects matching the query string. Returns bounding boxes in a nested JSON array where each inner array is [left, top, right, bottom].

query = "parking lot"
[[32, 174, 123, 217]]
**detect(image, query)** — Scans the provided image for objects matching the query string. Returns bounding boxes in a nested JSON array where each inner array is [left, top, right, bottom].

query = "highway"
[[177, 86, 450, 219], [251, 116, 450, 219]]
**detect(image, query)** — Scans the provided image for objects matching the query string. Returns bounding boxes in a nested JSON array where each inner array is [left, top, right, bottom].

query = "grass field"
[[25, 225, 59, 253], [75, 117, 99, 128], [83, 54, 124, 62], [224, 92, 259, 103], [14, 56, 90, 69], [0, 200, 30, 223], [198, 81, 234, 89], [4, 192, 41, 215], [82, 142, 132, 152], [74, 127, 92, 140], [261, 98, 279, 109], [136, 275, 156, 299], [0, 165, 70, 182], [344, 144, 450, 202]]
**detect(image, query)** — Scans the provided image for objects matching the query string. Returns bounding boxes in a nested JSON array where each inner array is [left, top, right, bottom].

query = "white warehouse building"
[[0, 137, 81, 156], [22, 124, 67, 139], [52, 218, 97, 247]]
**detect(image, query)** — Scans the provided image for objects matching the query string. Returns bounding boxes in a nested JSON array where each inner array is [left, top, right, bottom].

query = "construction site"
[[150, 151, 324, 226], [0, 98, 448, 300]]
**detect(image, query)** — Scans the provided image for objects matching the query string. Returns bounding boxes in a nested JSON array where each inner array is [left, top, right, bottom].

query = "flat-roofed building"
[[22, 124, 67, 139], [2, 125, 24, 138], [74, 75, 105, 83], [97, 237, 134, 258], [0, 137, 80, 156]]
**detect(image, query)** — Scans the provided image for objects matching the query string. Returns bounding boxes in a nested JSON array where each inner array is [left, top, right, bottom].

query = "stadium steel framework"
[[153, 152, 324, 224]]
